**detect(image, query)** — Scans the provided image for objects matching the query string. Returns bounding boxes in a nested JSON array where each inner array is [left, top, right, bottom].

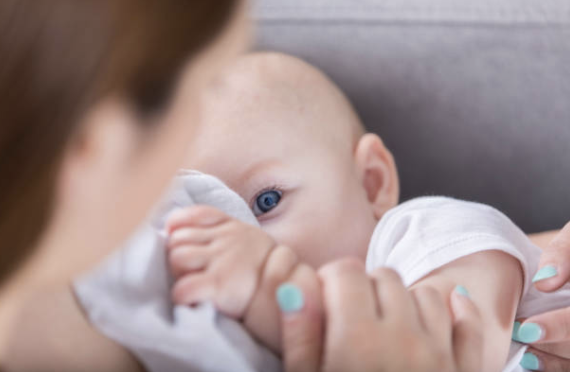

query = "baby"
[[165, 52, 570, 371]]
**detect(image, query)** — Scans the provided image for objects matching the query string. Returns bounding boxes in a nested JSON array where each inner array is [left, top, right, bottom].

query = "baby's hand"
[[166, 205, 308, 353], [166, 205, 276, 319]]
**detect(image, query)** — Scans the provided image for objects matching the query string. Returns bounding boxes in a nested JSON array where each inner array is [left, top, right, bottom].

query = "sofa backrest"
[[253, 0, 570, 232]]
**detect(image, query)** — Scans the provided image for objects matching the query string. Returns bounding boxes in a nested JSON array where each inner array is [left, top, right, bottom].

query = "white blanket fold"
[[74, 170, 280, 372]]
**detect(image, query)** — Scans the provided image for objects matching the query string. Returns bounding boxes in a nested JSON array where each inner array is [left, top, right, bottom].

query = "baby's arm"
[[409, 250, 522, 372]]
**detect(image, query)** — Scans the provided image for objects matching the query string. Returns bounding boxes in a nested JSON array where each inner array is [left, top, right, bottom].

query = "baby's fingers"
[[450, 287, 483, 372], [168, 246, 212, 277], [172, 268, 257, 319], [172, 273, 216, 306], [166, 205, 230, 233], [167, 227, 215, 250]]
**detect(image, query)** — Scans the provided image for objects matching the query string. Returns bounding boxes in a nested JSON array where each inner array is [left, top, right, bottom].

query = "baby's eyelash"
[[249, 184, 285, 209]]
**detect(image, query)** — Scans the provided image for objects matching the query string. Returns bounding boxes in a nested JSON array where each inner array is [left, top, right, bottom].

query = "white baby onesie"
[[366, 196, 570, 372]]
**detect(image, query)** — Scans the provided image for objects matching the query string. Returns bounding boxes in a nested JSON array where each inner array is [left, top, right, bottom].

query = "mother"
[[0, 1, 480, 371]]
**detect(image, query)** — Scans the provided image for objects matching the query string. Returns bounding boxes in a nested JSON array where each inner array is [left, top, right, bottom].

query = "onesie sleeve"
[[365, 196, 536, 295]]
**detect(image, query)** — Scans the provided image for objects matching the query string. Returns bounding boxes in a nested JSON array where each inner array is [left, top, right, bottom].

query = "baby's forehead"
[[201, 53, 362, 141]]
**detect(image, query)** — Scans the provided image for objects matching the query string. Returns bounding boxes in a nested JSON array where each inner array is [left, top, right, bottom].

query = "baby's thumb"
[[450, 286, 483, 372], [533, 222, 570, 293]]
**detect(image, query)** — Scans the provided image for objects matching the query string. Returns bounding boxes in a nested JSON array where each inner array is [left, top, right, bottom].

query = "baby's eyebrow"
[[237, 159, 284, 186]]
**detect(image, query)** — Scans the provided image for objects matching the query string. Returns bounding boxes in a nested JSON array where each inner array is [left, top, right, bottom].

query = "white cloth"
[[75, 172, 569, 372], [74, 171, 280, 372], [366, 196, 570, 372]]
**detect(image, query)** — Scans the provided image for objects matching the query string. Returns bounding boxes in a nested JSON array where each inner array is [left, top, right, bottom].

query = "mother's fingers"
[[279, 264, 323, 372], [318, 258, 378, 323], [534, 222, 570, 293], [371, 268, 420, 327], [450, 288, 483, 372], [522, 349, 570, 372], [412, 285, 451, 348], [518, 307, 570, 344], [530, 340, 570, 360]]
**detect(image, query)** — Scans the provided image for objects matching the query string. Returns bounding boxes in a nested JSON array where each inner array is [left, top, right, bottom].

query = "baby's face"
[[187, 67, 378, 267]]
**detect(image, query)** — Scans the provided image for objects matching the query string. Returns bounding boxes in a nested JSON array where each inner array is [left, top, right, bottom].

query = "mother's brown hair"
[[0, 0, 236, 284]]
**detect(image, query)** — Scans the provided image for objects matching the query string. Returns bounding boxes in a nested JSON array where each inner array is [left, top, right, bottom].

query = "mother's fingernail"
[[532, 265, 558, 283], [512, 321, 521, 341], [277, 283, 304, 313], [520, 352, 542, 371], [517, 323, 544, 343], [454, 285, 470, 298]]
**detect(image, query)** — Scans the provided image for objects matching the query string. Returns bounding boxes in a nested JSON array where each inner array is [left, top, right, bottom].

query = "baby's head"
[[187, 52, 399, 267]]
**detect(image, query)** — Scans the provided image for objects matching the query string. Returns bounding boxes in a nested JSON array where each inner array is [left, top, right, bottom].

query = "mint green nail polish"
[[454, 285, 470, 298], [512, 321, 521, 341], [520, 352, 541, 370], [277, 283, 304, 313], [532, 265, 558, 283], [517, 323, 543, 343]]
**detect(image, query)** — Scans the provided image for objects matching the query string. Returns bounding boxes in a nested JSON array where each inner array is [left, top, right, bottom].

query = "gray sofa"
[[252, 0, 570, 233]]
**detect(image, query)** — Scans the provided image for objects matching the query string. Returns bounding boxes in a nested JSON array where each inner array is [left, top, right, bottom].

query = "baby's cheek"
[[260, 190, 373, 268], [259, 220, 325, 268], [292, 228, 360, 269]]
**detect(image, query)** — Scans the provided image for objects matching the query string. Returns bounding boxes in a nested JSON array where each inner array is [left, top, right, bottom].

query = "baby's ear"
[[354, 133, 400, 219]]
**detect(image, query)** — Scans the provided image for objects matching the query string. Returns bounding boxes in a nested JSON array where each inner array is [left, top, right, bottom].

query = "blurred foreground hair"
[[0, 0, 236, 284]]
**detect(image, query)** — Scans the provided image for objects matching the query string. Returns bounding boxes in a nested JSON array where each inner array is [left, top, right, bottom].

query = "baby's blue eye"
[[253, 190, 282, 217]]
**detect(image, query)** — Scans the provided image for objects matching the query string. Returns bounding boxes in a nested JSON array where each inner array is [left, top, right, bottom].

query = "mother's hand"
[[516, 222, 570, 371], [532, 222, 570, 293], [277, 258, 483, 372]]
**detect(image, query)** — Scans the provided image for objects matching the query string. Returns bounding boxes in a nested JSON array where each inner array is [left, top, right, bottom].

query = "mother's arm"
[[4, 286, 143, 372]]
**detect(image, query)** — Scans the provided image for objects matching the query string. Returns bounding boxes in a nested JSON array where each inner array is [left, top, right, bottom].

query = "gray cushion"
[[252, 0, 570, 233]]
